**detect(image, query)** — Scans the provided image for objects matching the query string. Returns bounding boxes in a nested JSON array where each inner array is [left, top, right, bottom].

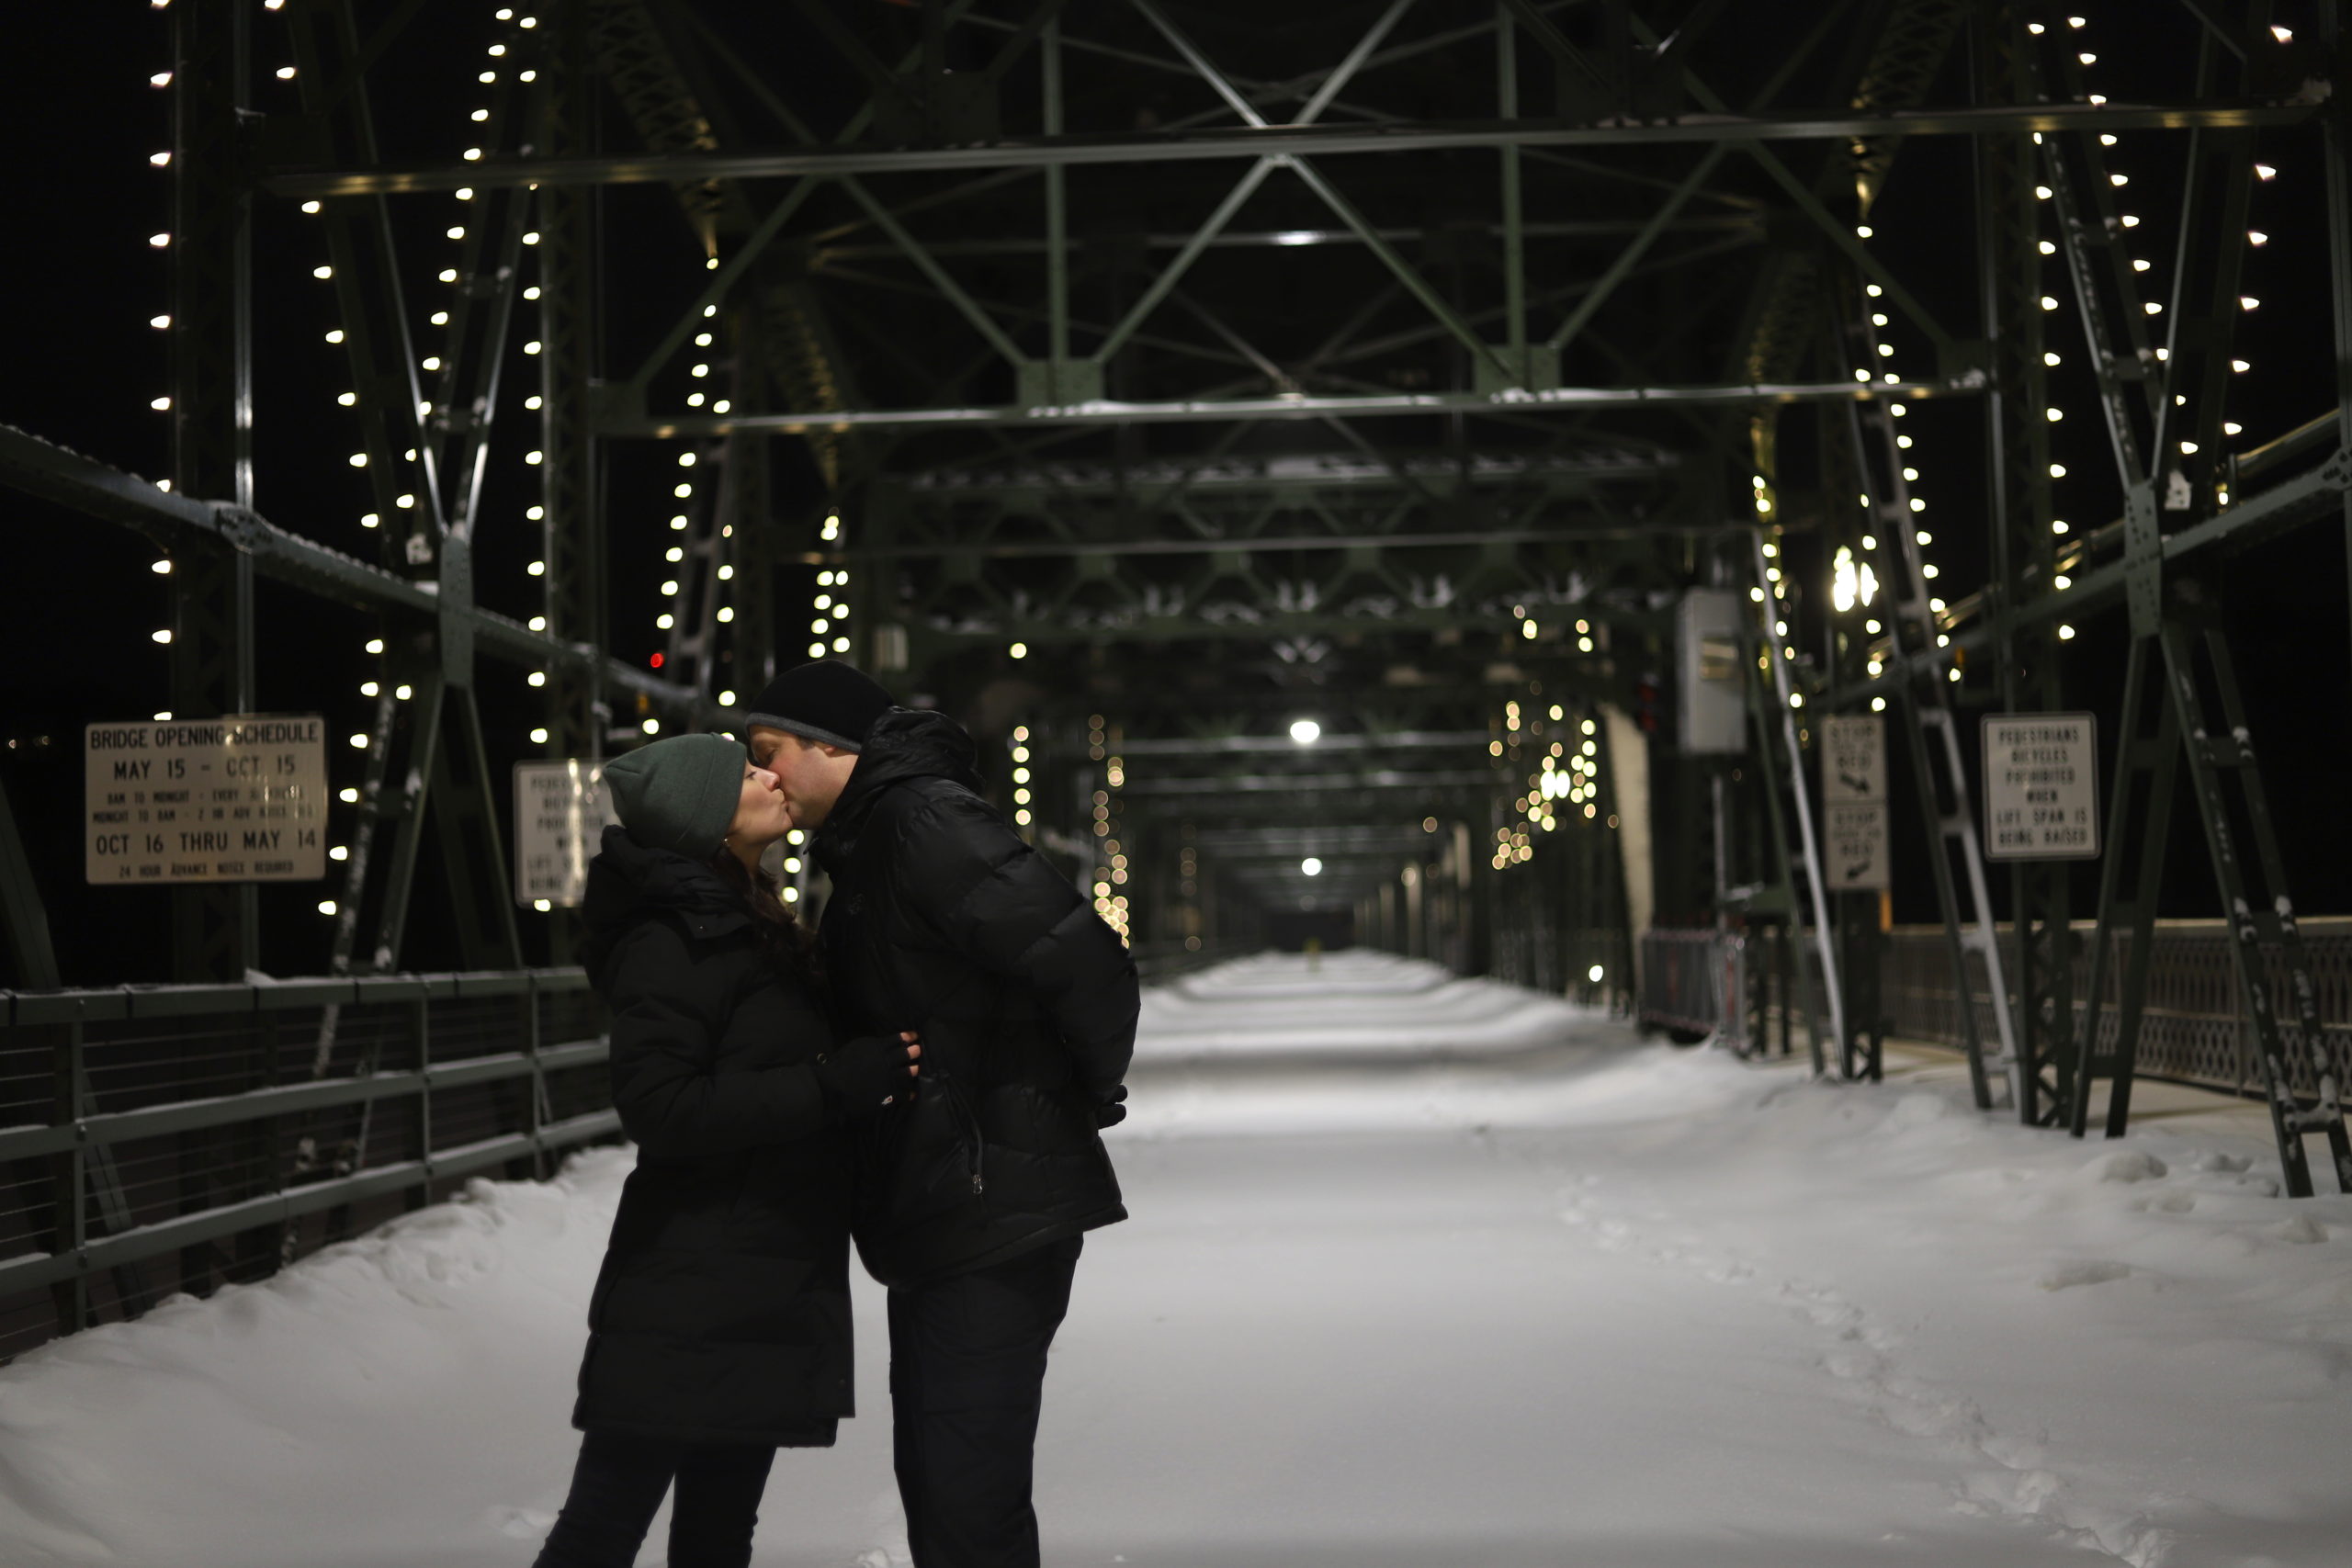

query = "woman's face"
[[726, 760, 795, 848]]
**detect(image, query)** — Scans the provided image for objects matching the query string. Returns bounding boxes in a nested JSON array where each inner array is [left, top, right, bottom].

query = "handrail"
[[1, 965, 618, 1344]]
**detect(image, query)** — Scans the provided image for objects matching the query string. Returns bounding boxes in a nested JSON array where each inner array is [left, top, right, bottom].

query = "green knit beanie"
[[601, 733, 746, 857]]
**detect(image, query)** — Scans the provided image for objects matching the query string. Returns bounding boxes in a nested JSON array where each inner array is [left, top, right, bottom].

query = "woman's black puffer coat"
[[571, 825, 863, 1447]]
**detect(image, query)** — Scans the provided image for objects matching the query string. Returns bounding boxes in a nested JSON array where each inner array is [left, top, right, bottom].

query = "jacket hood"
[[816, 708, 985, 866], [578, 823, 755, 979]]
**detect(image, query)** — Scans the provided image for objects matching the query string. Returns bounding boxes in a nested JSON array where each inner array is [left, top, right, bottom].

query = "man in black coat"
[[744, 660, 1138, 1568]]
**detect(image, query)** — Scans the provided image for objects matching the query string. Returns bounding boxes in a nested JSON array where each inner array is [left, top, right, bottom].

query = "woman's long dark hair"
[[707, 846, 825, 991]]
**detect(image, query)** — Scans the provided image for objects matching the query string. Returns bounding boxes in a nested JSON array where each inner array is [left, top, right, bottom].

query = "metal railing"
[[1, 968, 615, 1360], [1882, 919, 2352, 1103], [1634, 919, 2350, 1105]]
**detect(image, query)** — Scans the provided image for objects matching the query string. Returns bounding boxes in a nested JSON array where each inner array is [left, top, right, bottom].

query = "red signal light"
[[649, 652, 664, 669]]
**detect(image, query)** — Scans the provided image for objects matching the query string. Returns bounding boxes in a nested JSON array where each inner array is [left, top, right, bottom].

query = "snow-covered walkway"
[[2, 951, 2346, 1567]]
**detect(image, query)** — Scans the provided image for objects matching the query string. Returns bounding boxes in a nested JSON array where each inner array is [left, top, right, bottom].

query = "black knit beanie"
[[740, 660, 897, 752]]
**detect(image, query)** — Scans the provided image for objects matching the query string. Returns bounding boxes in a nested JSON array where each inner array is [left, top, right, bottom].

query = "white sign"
[[1983, 713, 2100, 860], [1821, 715, 1885, 803], [85, 716, 328, 885], [1819, 714, 1889, 890], [1676, 589, 1747, 754], [514, 760, 618, 907], [1824, 801, 1889, 889]]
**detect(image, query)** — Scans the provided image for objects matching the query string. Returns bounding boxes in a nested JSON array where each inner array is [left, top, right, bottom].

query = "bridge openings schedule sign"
[[1982, 713, 2100, 860], [85, 716, 328, 884]]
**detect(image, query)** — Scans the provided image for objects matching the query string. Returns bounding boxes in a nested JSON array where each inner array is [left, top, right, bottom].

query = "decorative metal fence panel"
[[1877, 919, 2352, 1101], [1636, 919, 2350, 1100], [0, 970, 615, 1362]]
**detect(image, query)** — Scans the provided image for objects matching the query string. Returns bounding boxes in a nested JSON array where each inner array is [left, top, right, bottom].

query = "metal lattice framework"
[[2, 0, 2347, 1216]]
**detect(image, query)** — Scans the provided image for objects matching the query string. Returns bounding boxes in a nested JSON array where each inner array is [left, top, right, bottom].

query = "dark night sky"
[[3, 3, 2347, 985]]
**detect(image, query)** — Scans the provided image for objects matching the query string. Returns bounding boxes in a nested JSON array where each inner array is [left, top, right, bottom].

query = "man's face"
[[747, 726, 856, 829]]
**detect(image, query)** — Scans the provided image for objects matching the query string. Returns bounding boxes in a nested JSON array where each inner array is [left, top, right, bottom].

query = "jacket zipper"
[[935, 1071, 988, 1198], [966, 1094, 986, 1196]]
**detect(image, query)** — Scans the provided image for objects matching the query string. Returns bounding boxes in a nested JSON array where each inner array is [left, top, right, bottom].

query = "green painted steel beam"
[[263, 100, 2321, 198], [608, 377, 1979, 437]]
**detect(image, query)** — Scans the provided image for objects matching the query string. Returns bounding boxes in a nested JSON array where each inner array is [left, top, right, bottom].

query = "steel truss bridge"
[[2, 0, 2350, 1359]]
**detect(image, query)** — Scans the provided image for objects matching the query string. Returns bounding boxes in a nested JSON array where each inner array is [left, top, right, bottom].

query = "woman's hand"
[[815, 1032, 923, 1118], [898, 1031, 922, 1100]]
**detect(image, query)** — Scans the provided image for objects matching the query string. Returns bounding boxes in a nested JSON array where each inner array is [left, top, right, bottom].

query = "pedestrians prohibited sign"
[[1818, 714, 1889, 890], [1982, 713, 2100, 860], [514, 760, 618, 908], [85, 716, 328, 885]]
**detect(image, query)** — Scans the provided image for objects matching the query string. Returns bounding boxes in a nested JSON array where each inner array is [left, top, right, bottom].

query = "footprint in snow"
[[2080, 1150, 2168, 1184], [2264, 1214, 2328, 1245], [2038, 1258, 2132, 1291], [486, 1506, 555, 1541]]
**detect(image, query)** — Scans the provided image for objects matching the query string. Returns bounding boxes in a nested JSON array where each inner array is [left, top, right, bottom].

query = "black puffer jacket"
[[815, 709, 1138, 1288], [571, 825, 868, 1446]]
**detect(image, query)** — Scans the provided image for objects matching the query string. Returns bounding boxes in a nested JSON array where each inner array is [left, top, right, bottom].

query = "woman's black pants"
[[533, 1429, 776, 1568]]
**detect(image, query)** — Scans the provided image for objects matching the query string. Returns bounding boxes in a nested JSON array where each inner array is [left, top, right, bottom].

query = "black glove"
[[813, 1036, 915, 1120], [1091, 1083, 1129, 1129]]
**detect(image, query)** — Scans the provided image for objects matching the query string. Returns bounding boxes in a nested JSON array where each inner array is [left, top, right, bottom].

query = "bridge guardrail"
[[0, 968, 615, 1360]]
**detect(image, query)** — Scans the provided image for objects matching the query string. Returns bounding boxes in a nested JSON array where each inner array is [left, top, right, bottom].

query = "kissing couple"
[[531, 660, 1137, 1568]]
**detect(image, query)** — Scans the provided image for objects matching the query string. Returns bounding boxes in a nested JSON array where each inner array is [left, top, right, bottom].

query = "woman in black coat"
[[534, 733, 919, 1568]]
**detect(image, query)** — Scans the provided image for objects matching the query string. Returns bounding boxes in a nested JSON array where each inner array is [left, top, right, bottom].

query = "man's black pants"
[[888, 1234, 1084, 1568], [533, 1429, 776, 1568]]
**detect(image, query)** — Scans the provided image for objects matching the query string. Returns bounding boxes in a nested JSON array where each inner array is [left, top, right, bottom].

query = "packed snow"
[[1, 951, 2346, 1567]]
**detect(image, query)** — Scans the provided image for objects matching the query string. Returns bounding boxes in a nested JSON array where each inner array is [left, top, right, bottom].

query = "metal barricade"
[[1637, 929, 1745, 1043]]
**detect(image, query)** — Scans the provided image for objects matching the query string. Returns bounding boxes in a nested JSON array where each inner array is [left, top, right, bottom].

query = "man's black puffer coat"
[[571, 825, 865, 1447], [814, 709, 1139, 1288]]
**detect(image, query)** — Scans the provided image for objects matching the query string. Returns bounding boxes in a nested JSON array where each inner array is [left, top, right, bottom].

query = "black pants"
[[889, 1234, 1084, 1568], [534, 1429, 776, 1568]]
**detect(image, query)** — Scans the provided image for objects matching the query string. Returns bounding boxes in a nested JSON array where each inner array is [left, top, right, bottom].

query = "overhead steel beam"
[[833, 523, 1740, 565], [893, 447, 1678, 494], [1119, 769, 1499, 796], [1193, 826, 1449, 848], [610, 377, 1981, 437], [1102, 731, 1489, 756], [1826, 446, 2352, 705], [812, 216, 1760, 261], [264, 100, 2320, 197]]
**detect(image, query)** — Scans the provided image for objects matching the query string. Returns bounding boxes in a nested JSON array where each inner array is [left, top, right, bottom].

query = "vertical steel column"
[[541, 0, 607, 767], [165, 0, 257, 1305], [1818, 351, 1884, 1083], [1498, 4, 1527, 376], [2332, 0, 2352, 694], [1044, 17, 1069, 367], [167, 0, 256, 984], [0, 773, 60, 988], [1977, 11, 2070, 1126], [411, 993, 434, 1212], [1749, 534, 1845, 1072], [48, 1021, 87, 1333]]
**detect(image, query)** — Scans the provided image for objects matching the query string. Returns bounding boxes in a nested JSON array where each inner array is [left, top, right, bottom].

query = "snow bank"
[[0, 951, 2345, 1567], [1136, 950, 1586, 1061]]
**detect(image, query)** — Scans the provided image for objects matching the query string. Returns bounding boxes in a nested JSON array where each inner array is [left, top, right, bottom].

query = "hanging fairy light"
[[1856, 231, 1954, 633], [809, 512, 853, 660], [1084, 716, 1131, 942], [1010, 726, 1034, 828]]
